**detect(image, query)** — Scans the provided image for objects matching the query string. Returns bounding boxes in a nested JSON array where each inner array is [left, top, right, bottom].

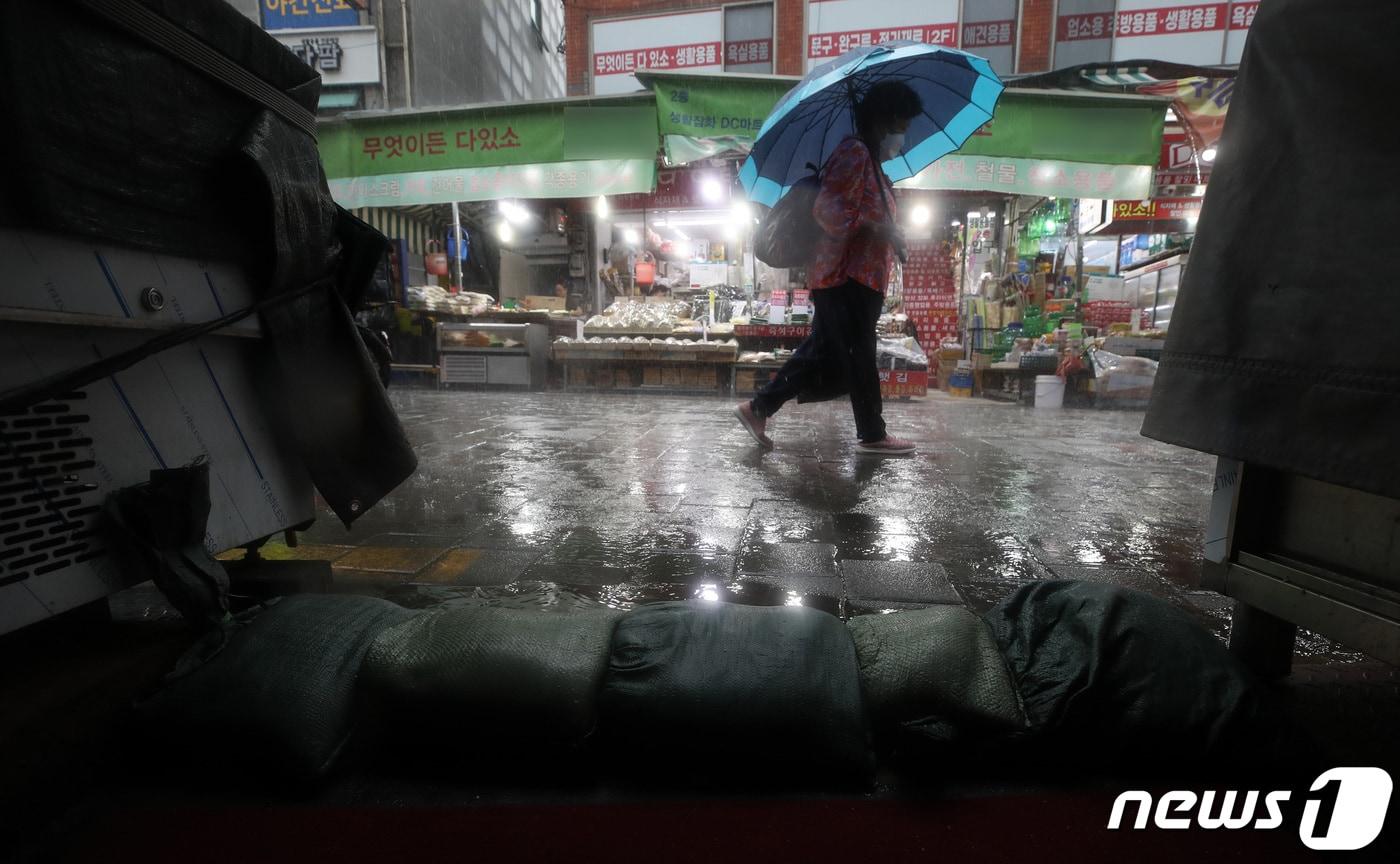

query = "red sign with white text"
[[1113, 3, 1228, 36], [594, 42, 722, 76], [807, 24, 958, 59]]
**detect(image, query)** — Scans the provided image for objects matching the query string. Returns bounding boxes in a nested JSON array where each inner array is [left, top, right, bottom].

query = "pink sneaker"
[[734, 402, 774, 449], [856, 435, 916, 456]]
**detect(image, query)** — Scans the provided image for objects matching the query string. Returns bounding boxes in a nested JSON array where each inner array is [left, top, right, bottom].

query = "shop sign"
[[647, 73, 794, 140], [960, 0, 1018, 77], [260, 0, 358, 30], [1079, 199, 1110, 235], [318, 104, 657, 178], [1155, 129, 1210, 190], [611, 166, 733, 211], [326, 158, 657, 208], [591, 9, 724, 96], [805, 0, 961, 69], [724, 3, 775, 74], [1112, 2, 1230, 66], [1054, 0, 1116, 69], [879, 369, 929, 397], [1225, 1, 1260, 64], [1110, 197, 1202, 221], [901, 156, 1154, 201], [271, 26, 380, 86]]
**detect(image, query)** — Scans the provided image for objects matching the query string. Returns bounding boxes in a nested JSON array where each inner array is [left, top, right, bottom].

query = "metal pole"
[[450, 200, 463, 292]]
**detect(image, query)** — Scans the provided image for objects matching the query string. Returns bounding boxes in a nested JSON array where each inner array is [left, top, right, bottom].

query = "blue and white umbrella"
[[739, 42, 1004, 208]]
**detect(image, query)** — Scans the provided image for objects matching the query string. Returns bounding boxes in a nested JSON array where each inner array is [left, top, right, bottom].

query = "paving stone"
[[841, 560, 960, 604]]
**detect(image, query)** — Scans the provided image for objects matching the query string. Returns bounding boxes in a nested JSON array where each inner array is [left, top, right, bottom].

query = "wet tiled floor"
[[252, 388, 1362, 662]]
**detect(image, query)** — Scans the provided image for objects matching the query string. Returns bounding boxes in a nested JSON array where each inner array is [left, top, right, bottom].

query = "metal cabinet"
[[436, 321, 549, 389]]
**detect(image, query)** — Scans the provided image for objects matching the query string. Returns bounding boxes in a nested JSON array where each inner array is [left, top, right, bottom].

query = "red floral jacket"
[[809, 137, 897, 293]]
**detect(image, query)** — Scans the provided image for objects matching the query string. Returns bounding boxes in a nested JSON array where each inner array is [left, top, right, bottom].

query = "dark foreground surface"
[[4, 391, 1397, 863]]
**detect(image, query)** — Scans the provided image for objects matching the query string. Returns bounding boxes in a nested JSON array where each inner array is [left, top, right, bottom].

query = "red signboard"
[[733, 324, 811, 340], [807, 23, 958, 59], [879, 368, 929, 398], [902, 239, 960, 347], [1113, 3, 1228, 36], [1112, 198, 1202, 221], [961, 19, 1015, 48], [725, 38, 772, 65], [1058, 13, 1112, 42], [594, 41, 722, 76], [1155, 130, 1211, 189], [1229, 2, 1259, 29]]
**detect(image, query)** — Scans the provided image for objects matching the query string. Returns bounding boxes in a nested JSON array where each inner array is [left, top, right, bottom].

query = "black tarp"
[[0, 0, 415, 525], [1140, 0, 1400, 500]]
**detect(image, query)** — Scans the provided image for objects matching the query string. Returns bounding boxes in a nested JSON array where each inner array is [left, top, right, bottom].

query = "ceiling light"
[[730, 200, 752, 224], [951, 219, 962, 227], [496, 222, 514, 244], [595, 195, 610, 218], [1202, 147, 1218, 163], [910, 204, 931, 226], [700, 176, 725, 203], [498, 201, 530, 224], [623, 228, 640, 245]]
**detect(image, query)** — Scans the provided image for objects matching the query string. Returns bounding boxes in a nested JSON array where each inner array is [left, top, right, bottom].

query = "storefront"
[[318, 94, 661, 386]]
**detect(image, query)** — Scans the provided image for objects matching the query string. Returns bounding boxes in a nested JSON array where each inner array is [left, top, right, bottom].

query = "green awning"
[[327, 159, 656, 208], [897, 90, 1166, 200], [897, 155, 1154, 200], [636, 73, 1165, 194], [957, 90, 1166, 166], [318, 94, 660, 205], [639, 70, 800, 141]]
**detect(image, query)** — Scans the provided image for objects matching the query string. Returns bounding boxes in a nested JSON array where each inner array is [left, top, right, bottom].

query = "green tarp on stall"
[[639, 72, 1164, 198]]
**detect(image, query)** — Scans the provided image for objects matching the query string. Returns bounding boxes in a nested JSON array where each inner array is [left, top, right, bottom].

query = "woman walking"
[[735, 81, 922, 455]]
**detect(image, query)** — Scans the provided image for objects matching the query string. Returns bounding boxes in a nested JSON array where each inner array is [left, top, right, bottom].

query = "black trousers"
[[750, 279, 886, 443]]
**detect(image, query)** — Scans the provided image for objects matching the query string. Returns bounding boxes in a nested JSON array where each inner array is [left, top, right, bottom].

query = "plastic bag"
[[753, 173, 822, 268]]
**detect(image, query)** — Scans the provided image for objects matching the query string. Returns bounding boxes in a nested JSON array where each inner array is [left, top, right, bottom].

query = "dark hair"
[[854, 81, 923, 139]]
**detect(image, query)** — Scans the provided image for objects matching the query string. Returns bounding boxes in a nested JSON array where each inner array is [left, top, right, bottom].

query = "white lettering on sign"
[[1113, 3, 1228, 37]]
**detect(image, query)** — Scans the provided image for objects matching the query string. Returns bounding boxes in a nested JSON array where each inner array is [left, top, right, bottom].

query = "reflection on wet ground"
[[275, 389, 1361, 664]]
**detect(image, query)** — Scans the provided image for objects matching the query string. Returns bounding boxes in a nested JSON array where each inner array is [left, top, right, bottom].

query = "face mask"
[[880, 132, 905, 160]]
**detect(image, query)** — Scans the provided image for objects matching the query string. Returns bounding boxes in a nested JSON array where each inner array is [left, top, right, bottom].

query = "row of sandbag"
[[136, 582, 1273, 787]]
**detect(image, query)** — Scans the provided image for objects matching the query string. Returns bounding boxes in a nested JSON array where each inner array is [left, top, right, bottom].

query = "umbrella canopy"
[[739, 42, 1004, 207]]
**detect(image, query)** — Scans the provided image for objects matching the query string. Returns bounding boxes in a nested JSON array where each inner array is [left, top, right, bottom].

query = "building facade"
[[229, 1, 567, 113], [565, 0, 1259, 95]]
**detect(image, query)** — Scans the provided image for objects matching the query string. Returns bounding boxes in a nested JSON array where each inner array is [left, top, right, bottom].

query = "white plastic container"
[[1034, 375, 1065, 409]]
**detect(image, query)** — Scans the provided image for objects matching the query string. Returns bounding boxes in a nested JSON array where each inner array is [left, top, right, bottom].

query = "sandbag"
[[362, 606, 622, 747], [984, 581, 1265, 761], [138, 594, 415, 785], [848, 607, 1024, 743], [602, 601, 873, 784]]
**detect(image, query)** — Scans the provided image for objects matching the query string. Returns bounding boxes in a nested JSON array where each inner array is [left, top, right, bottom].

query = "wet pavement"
[[266, 388, 1360, 663]]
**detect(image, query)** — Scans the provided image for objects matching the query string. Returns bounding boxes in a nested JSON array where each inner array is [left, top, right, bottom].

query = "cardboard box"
[[696, 366, 718, 389], [680, 367, 700, 388], [643, 365, 663, 386], [523, 295, 566, 311], [662, 367, 682, 388], [569, 365, 590, 387], [735, 370, 756, 392], [594, 367, 615, 388]]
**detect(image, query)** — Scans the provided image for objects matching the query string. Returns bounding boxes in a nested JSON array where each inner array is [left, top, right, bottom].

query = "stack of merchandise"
[[583, 300, 690, 335], [405, 285, 493, 316], [1082, 300, 1135, 329]]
